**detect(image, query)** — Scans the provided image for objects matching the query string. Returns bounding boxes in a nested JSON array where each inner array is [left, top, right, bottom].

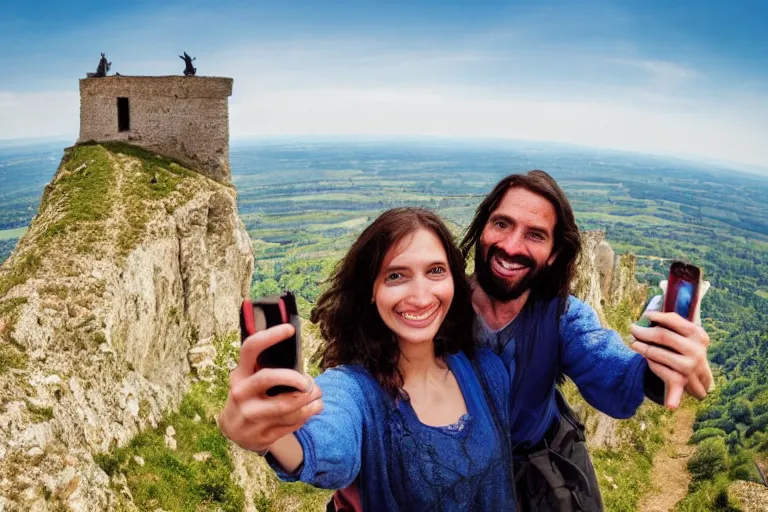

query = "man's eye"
[[529, 232, 545, 241], [494, 221, 507, 229]]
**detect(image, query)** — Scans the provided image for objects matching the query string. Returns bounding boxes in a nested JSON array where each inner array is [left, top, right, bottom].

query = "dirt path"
[[638, 406, 696, 512]]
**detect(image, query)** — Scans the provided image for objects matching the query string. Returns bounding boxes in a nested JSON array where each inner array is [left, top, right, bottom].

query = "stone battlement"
[[78, 76, 233, 184]]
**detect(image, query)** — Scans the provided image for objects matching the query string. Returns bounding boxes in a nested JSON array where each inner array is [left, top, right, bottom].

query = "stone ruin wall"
[[78, 76, 233, 184]]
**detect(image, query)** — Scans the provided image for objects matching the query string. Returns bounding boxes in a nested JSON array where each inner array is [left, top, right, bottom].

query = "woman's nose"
[[407, 279, 433, 306]]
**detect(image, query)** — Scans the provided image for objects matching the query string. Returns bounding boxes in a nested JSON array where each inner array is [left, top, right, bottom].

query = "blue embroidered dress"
[[268, 348, 516, 511]]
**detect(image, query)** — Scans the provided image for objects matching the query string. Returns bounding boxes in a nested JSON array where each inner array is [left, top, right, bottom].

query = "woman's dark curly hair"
[[310, 207, 476, 397]]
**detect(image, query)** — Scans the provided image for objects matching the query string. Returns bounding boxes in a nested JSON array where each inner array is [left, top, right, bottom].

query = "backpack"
[[510, 297, 604, 512], [513, 388, 604, 512]]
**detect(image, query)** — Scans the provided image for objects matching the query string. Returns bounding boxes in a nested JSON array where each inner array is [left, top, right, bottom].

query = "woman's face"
[[373, 228, 454, 347]]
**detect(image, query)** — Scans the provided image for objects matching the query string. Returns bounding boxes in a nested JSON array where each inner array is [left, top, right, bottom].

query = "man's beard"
[[475, 243, 546, 302]]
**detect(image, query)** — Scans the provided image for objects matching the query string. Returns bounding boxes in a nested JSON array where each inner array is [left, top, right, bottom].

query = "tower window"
[[117, 97, 130, 132]]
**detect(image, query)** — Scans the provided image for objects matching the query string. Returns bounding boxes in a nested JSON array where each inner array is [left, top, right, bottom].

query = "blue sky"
[[1, 0, 767, 168]]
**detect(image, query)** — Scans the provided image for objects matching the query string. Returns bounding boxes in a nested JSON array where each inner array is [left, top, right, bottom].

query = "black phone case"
[[239, 292, 303, 396]]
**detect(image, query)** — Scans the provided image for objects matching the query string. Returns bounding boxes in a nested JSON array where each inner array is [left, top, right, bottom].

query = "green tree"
[[688, 437, 729, 483], [729, 398, 753, 425]]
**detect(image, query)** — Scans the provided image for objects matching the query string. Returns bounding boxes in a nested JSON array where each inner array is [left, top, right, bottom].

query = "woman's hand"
[[218, 323, 323, 454]]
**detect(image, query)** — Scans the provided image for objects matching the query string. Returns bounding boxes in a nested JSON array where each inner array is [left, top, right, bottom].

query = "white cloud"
[[0, 90, 79, 140], [608, 58, 701, 85], [231, 86, 768, 168]]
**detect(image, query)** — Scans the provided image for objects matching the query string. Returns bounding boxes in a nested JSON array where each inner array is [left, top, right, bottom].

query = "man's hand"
[[218, 323, 323, 454], [630, 311, 713, 409]]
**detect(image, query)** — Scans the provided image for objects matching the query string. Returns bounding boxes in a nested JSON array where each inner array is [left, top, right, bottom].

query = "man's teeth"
[[497, 258, 525, 271], [400, 310, 433, 321]]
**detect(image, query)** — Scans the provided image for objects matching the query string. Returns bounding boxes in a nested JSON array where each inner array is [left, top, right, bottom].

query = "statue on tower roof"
[[86, 53, 111, 78], [179, 52, 197, 77]]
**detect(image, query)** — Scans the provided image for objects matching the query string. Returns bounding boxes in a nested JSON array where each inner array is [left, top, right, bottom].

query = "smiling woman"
[[218, 207, 517, 511], [373, 228, 455, 349]]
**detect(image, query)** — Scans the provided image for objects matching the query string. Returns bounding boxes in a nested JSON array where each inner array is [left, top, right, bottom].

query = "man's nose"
[[496, 230, 525, 255]]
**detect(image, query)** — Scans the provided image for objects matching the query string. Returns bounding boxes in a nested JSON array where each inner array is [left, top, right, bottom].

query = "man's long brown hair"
[[459, 170, 582, 304], [311, 207, 475, 397]]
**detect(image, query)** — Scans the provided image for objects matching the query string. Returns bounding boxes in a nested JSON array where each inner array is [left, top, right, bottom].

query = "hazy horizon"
[[2, 0, 767, 168], [2, 134, 767, 179]]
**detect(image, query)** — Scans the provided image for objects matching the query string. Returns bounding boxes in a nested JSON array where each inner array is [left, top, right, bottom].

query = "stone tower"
[[78, 76, 233, 184]]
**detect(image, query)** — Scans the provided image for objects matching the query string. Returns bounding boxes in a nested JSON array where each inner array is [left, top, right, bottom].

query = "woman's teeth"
[[400, 310, 434, 321]]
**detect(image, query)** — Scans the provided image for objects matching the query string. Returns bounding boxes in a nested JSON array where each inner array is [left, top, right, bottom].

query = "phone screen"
[[663, 262, 701, 322]]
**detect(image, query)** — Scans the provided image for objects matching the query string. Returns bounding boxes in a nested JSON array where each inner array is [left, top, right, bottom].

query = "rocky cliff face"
[[572, 230, 648, 332], [729, 480, 768, 512], [0, 143, 252, 510], [569, 230, 650, 449]]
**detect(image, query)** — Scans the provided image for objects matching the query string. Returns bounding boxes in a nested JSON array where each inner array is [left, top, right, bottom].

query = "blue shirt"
[[475, 295, 648, 446], [268, 349, 516, 511]]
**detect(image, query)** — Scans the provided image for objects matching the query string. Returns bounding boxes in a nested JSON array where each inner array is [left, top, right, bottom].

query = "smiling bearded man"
[[461, 170, 714, 512]]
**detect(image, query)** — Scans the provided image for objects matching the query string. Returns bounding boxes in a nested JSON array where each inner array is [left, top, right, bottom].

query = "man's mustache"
[[487, 246, 536, 270]]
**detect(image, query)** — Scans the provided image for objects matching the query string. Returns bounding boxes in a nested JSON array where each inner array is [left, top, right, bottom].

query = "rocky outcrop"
[[569, 230, 650, 449], [729, 481, 768, 512], [572, 230, 648, 329], [0, 143, 252, 510]]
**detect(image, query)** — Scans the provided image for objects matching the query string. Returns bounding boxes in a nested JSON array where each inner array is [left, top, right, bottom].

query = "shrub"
[[688, 437, 728, 483], [696, 405, 726, 423], [691, 427, 727, 444], [728, 398, 753, 425]]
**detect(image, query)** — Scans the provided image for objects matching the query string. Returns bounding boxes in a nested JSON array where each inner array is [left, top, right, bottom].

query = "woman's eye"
[[386, 272, 402, 281], [430, 267, 447, 275]]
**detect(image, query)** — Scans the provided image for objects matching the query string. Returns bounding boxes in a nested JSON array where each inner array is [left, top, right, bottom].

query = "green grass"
[[0, 144, 115, 295], [0, 250, 40, 298], [93, 333, 244, 512], [577, 211, 679, 227], [0, 227, 26, 240], [603, 299, 636, 337], [24, 399, 54, 422], [91, 142, 199, 257], [257, 477, 332, 512], [592, 404, 668, 511], [593, 449, 654, 511], [305, 216, 369, 232], [37, 144, 116, 247], [755, 289, 768, 300], [675, 475, 742, 512], [0, 343, 27, 375]]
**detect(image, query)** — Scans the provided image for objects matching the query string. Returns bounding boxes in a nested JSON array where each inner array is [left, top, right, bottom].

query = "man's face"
[[476, 187, 558, 301]]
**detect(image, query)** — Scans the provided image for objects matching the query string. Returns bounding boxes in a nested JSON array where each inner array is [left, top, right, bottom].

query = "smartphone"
[[637, 261, 702, 404], [636, 261, 702, 347], [240, 291, 302, 396]]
